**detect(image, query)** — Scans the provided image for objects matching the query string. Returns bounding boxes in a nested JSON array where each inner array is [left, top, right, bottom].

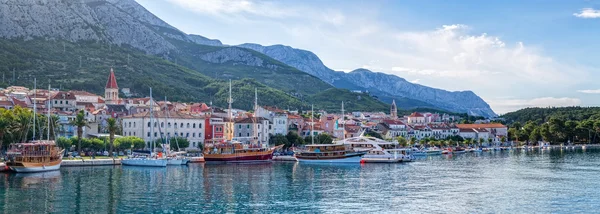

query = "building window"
[[154, 122, 157, 127], [133, 122, 136, 128], [147, 132, 150, 137], [238, 133, 241, 137], [187, 123, 190, 128], [134, 132, 136, 136], [247, 133, 250, 137], [180, 123, 184, 128], [193, 142, 196, 147], [60, 101, 63, 104], [168, 122, 171, 128], [154, 132, 157, 137], [247, 125, 250, 129], [199, 123, 202, 128], [148, 122, 151, 127], [193, 123, 196, 128], [54, 101, 57, 104], [186, 133, 189, 137], [193, 133, 196, 137], [66, 101, 69, 104], [161, 122, 164, 128], [128, 122, 131, 128]]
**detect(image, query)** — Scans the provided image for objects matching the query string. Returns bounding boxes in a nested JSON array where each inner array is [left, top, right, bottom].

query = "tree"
[[304, 133, 333, 145], [478, 138, 484, 147], [410, 137, 417, 146], [286, 132, 304, 146], [500, 136, 506, 144], [70, 110, 89, 155], [364, 131, 383, 139], [397, 136, 408, 147], [168, 137, 190, 151], [56, 137, 71, 151], [0, 116, 12, 150], [107, 118, 118, 157], [270, 134, 290, 148]]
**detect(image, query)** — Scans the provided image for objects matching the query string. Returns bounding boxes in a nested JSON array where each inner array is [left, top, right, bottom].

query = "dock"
[[62, 159, 122, 167]]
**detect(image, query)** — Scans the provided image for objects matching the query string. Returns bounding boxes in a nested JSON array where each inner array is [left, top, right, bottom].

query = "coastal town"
[[0, 68, 509, 154]]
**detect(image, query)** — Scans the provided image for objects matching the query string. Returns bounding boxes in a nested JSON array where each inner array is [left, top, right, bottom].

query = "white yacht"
[[343, 136, 414, 163]]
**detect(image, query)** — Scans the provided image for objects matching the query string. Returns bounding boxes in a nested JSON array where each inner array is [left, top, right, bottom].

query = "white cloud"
[[490, 97, 582, 114], [574, 8, 600, 18], [577, 89, 600, 94], [156, 0, 591, 112]]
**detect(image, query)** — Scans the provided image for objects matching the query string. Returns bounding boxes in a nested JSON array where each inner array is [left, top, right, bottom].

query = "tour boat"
[[343, 136, 413, 163], [203, 141, 282, 162], [453, 147, 466, 154], [294, 144, 367, 163], [6, 80, 65, 173], [6, 140, 65, 172]]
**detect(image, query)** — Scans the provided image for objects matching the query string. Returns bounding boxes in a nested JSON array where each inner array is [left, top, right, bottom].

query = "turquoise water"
[[2, 148, 600, 213]]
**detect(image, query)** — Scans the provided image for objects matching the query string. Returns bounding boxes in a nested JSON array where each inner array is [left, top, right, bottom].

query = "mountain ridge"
[[237, 43, 497, 117]]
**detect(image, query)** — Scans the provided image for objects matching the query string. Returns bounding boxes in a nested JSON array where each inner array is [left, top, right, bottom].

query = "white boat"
[[425, 147, 443, 155], [412, 148, 427, 156], [122, 156, 167, 167], [295, 144, 366, 163], [121, 87, 167, 167], [343, 136, 413, 163]]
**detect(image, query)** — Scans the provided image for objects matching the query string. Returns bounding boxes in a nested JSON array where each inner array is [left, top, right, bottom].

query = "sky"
[[136, 0, 600, 114]]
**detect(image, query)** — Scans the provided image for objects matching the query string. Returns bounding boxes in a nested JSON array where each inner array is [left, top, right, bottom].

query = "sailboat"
[[294, 102, 367, 163], [6, 80, 65, 172], [203, 82, 281, 162], [121, 87, 168, 167], [161, 97, 188, 165]]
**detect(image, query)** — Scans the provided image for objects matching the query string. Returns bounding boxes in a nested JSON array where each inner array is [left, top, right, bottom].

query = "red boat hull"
[[204, 153, 274, 162]]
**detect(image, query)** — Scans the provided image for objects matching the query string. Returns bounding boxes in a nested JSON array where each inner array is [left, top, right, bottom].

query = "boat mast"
[[227, 80, 233, 141], [150, 87, 154, 154], [47, 84, 51, 140], [254, 88, 258, 145], [33, 78, 36, 141], [342, 101, 345, 143], [311, 104, 314, 145]]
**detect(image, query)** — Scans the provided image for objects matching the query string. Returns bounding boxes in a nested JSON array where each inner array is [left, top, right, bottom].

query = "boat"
[[5, 81, 65, 173], [295, 144, 367, 163], [203, 84, 281, 163], [6, 140, 65, 172], [121, 87, 167, 167], [453, 146, 466, 154], [343, 135, 413, 163], [204, 141, 281, 162], [0, 162, 8, 171], [425, 147, 443, 155], [412, 148, 427, 156], [442, 149, 451, 154]]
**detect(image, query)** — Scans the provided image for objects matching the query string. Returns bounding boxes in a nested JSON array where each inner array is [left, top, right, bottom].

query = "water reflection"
[[1, 148, 600, 213]]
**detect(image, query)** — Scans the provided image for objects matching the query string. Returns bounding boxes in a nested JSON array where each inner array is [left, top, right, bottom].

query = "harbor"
[[2, 147, 600, 213]]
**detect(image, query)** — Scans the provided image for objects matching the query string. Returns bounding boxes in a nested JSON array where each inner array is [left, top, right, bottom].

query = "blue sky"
[[136, 0, 600, 114]]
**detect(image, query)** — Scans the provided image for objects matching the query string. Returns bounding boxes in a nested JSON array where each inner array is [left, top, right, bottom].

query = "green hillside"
[[502, 107, 600, 124], [0, 39, 389, 112]]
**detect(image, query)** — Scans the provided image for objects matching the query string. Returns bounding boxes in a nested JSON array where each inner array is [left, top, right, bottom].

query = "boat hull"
[[295, 153, 364, 163], [426, 150, 443, 155], [204, 153, 274, 162], [122, 159, 167, 167], [167, 159, 184, 165], [8, 159, 62, 173], [362, 157, 401, 163]]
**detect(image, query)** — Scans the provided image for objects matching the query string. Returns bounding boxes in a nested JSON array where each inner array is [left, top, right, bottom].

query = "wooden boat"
[[6, 140, 65, 173], [295, 144, 367, 163], [203, 142, 282, 162]]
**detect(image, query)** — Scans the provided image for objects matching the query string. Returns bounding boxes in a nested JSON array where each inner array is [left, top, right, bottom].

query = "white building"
[[121, 111, 205, 149], [234, 117, 272, 144], [271, 113, 288, 135]]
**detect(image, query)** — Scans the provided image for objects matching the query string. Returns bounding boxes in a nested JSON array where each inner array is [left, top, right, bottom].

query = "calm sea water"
[[2, 148, 600, 213]]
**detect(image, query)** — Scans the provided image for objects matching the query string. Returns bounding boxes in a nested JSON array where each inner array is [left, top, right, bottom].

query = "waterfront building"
[[272, 113, 288, 135], [233, 117, 271, 144], [407, 112, 425, 124], [121, 111, 206, 149]]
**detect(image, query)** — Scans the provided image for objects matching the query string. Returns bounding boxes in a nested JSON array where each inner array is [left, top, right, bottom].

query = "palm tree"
[[0, 116, 13, 151], [107, 118, 118, 158], [70, 110, 89, 155]]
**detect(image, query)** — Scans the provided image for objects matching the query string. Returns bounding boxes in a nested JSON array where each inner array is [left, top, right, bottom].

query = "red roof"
[[456, 124, 507, 129], [409, 112, 424, 117], [105, 68, 119, 89], [383, 119, 404, 125]]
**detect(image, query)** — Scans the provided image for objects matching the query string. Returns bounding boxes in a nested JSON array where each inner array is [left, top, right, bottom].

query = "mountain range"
[[0, 0, 496, 117]]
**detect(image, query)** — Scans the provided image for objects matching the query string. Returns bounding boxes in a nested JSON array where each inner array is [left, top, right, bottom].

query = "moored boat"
[[203, 142, 281, 162], [6, 140, 65, 173], [343, 136, 412, 163], [295, 144, 367, 163]]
